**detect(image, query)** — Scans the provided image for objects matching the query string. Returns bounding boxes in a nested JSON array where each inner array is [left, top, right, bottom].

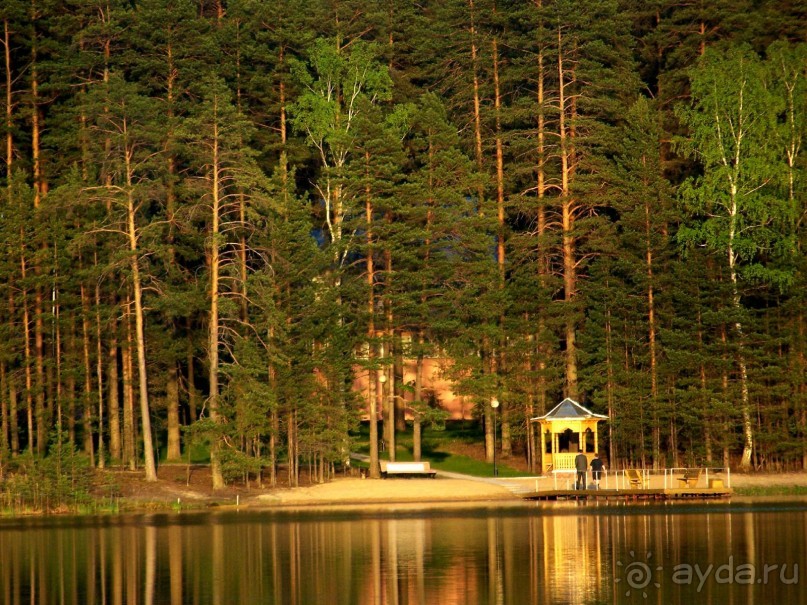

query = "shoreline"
[[116, 470, 807, 512], [4, 469, 807, 518]]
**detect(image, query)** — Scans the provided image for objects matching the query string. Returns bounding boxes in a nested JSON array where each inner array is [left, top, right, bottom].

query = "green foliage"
[[733, 485, 807, 497], [0, 2, 805, 491], [676, 44, 795, 290], [0, 442, 94, 513]]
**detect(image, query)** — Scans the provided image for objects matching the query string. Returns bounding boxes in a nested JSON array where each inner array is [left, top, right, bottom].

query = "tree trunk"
[[2, 20, 13, 457], [186, 346, 198, 422], [18, 249, 35, 453], [166, 363, 181, 461], [80, 283, 95, 464], [383, 243, 396, 459], [30, 28, 48, 455], [366, 162, 380, 478], [122, 300, 136, 470], [9, 369, 19, 454], [484, 351, 494, 464], [53, 281, 64, 449], [727, 193, 753, 470], [288, 409, 298, 487], [468, 0, 484, 211], [125, 139, 157, 482], [393, 338, 405, 432], [533, 13, 549, 472], [108, 329, 121, 462], [3, 18, 11, 172], [207, 102, 225, 489], [695, 304, 714, 464], [66, 317, 77, 448], [94, 272, 105, 469], [0, 362, 8, 462], [605, 304, 616, 468], [558, 28, 578, 400], [643, 157, 661, 469], [413, 348, 424, 462], [164, 40, 182, 466], [492, 33, 511, 458]]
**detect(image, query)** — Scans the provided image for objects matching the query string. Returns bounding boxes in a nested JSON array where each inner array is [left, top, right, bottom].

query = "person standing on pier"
[[575, 451, 588, 490], [590, 453, 605, 489]]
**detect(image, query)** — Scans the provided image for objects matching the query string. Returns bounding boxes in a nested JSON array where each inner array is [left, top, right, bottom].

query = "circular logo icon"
[[615, 551, 662, 598]]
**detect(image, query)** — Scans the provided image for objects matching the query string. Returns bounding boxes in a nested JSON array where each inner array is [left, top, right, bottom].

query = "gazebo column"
[[579, 431, 585, 454], [594, 429, 599, 455], [549, 429, 556, 484]]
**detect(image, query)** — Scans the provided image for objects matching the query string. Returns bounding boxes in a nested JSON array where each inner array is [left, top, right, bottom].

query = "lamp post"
[[379, 373, 394, 461], [490, 397, 500, 477]]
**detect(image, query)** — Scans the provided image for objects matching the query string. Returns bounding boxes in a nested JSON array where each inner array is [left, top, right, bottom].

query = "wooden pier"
[[522, 487, 732, 502]]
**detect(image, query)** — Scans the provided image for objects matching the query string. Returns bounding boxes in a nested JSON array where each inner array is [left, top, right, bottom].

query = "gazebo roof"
[[531, 398, 608, 422]]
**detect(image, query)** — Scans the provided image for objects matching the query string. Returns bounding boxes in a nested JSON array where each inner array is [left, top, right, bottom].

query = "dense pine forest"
[[0, 0, 804, 489]]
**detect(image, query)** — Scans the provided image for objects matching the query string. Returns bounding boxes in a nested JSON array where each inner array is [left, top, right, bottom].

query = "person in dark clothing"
[[590, 453, 605, 489], [575, 451, 588, 490]]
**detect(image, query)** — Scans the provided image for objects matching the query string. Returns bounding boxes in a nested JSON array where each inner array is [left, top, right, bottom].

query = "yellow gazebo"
[[532, 398, 608, 474]]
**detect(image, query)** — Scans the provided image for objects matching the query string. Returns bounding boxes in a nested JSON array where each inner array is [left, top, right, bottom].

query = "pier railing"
[[551, 466, 731, 490]]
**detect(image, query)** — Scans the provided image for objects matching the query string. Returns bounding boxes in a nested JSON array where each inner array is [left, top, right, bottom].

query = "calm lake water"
[[0, 500, 804, 604]]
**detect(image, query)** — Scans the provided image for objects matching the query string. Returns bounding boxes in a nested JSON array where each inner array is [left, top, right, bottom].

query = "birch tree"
[[289, 37, 392, 268], [676, 44, 792, 470]]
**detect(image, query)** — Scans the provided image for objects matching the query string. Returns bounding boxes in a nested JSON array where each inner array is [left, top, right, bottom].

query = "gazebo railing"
[[549, 453, 581, 471]]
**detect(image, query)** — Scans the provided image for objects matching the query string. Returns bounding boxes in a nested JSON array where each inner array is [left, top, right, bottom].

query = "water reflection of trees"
[[0, 508, 804, 603]]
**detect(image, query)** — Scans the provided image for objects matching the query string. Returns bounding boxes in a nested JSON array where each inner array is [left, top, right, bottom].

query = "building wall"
[[352, 357, 473, 420]]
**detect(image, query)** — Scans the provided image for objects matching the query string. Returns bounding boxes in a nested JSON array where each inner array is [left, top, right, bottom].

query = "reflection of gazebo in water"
[[532, 398, 608, 474]]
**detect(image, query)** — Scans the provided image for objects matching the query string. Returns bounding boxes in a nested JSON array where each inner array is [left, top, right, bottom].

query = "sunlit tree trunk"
[[605, 304, 617, 467], [677, 47, 782, 470], [366, 155, 380, 478], [108, 327, 121, 462], [492, 31, 511, 458], [164, 40, 183, 464], [533, 6, 549, 471], [3, 17, 11, 177], [94, 265, 105, 468], [122, 302, 136, 470], [207, 98, 225, 489], [29, 9, 47, 455], [642, 156, 661, 469], [166, 364, 181, 461], [123, 126, 157, 481], [558, 27, 578, 400], [413, 340, 424, 463]]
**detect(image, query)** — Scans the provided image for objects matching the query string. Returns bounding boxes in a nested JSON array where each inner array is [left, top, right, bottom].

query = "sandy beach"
[[107, 465, 807, 511], [250, 475, 520, 507], [247, 471, 807, 508]]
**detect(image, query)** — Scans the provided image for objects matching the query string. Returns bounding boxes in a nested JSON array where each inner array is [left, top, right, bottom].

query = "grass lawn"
[[733, 485, 807, 496], [352, 420, 537, 478]]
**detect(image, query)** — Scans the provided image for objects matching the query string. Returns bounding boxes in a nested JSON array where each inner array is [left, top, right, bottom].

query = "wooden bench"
[[626, 469, 649, 489], [676, 468, 703, 488], [379, 460, 437, 478]]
